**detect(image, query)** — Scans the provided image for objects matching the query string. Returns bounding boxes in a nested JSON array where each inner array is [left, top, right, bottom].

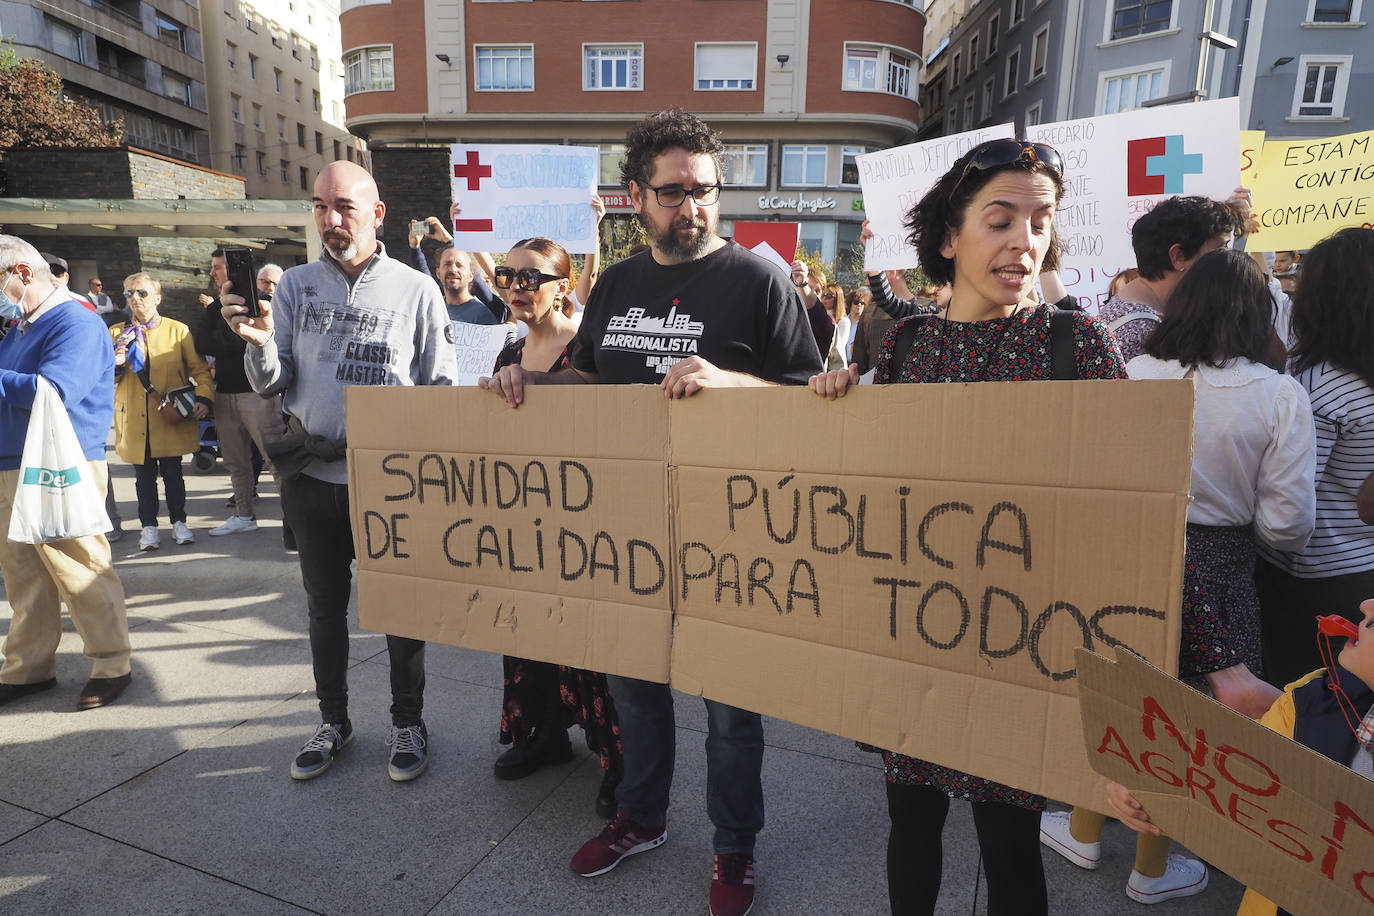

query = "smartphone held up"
[[222, 246, 261, 319]]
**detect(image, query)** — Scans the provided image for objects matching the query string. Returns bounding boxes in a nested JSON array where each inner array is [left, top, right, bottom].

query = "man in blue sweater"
[[0, 235, 131, 710]]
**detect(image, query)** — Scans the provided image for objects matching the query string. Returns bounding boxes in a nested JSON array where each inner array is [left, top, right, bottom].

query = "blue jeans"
[[281, 473, 425, 726], [606, 674, 764, 855]]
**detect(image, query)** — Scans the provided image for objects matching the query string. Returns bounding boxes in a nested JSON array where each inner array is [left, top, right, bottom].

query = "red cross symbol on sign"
[[453, 150, 492, 191]]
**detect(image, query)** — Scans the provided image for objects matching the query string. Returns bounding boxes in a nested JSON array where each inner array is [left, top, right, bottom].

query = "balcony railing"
[[89, 0, 142, 29], [96, 60, 146, 90]]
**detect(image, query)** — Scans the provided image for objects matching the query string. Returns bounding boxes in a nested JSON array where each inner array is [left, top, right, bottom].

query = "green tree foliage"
[[0, 50, 124, 153]]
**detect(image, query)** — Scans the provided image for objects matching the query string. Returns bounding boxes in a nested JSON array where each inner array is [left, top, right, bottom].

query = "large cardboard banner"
[[1027, 98, 1242, 312], [346, 386, 674, 682], [856, 124, 1015, 272], [348, 382, 1194, 808], [449, 144, 599, 254], [1248, 129, 1374, 253], [1078, 648, 1374, 916]]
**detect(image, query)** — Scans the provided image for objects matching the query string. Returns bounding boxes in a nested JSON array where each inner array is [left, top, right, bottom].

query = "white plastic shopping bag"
[[8, 376, 111, 544]]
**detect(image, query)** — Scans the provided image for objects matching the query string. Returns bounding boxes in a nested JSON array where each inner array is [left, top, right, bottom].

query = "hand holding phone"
[[222, 246, 261, 319], [410, 219, 427, 238]]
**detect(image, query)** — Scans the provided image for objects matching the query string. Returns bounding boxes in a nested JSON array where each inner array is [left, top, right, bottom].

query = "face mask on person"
[[0, 269, 24, 323]]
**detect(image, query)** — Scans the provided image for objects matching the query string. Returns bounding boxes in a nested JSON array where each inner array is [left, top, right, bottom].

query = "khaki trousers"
[[0, 461, 131, 683], [215, 390, 283, 518]]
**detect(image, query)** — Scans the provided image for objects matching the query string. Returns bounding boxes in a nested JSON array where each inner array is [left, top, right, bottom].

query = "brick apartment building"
[[339, 0, 926, 267]]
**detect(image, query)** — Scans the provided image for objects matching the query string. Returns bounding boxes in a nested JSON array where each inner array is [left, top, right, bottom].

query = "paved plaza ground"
[[0, 454, 1244, 914]]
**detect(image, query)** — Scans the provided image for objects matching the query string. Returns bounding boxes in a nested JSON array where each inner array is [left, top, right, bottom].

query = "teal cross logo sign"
[[1126, 135, 1204, 196]]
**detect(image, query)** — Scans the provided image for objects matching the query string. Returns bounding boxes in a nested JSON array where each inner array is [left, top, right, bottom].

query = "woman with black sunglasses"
[[807, 139, 1261, 915], [486, 237, 624, 817]]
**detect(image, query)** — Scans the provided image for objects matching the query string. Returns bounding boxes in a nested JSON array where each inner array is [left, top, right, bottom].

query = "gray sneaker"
[[290, 721, 353, 780], [386, 721, 429, 782]]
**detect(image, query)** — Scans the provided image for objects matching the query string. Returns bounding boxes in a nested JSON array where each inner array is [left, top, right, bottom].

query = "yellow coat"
[[110, 317, 213, 462]]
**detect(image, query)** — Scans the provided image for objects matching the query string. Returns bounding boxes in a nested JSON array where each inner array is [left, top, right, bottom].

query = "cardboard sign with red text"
[[1077, 647, 1374, 916]]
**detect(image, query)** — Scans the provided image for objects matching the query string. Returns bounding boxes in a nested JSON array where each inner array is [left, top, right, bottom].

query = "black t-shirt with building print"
[[572, 241, 823, 385]]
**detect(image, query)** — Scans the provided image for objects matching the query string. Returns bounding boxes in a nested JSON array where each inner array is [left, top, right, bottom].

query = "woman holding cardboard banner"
[[488, 237, 624, 816], [111, 273, 212, 552], [806, 139, 1269, 915]]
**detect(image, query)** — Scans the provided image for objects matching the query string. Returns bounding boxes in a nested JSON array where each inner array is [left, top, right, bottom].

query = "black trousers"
[[886, 781, 1047, 916], [280, 473, 424, 726]]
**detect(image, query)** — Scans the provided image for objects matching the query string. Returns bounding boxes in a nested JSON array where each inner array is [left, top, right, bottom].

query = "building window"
[[968, 35, 979, 73], [345, 46, 396, 93], [1030, 26, 1049, 79], [313, 89, 321, 112], [256, 151, 267, 175], [163, 71, 192, 105], [982, 78, 995, 119], [300, 166, 309, 190], [224, 0, 235, 18], [963, 94, 975, 127], [844, 45, 916, 100], [1025, 101, 1042, 128], [249, 54, 258, 79], [233, 143, 246, 171], [584, 45, 643, 90], [1306, 0, 1359, 21], [315, 131, 323, 154], [987, 14, 1000, 56], [244, 9, 256, 31], [274, 68, 283, 92], [1100, 65, 1166, 114], [251, 103, 262, 129], [1291, 55, 1352, 117], [50, 20, 84, 64], [231, 93, 241, 121], [294, 79, 303, 102], [1110, 0, 1172, 41], [226, 41, 237, 70], [156, 14, 187, 52], [841, 146, 868, 186], [598, 143, 625, 186], [277, 115, 286, 140], [721, 143, 767, 186], [694, 43, 756, 90], [1011, 0, 1025, 25], [281, 159, 289, 183], [474, 45, 533, 91], [781, 145, 826, 187], [297, 123, 306, 147], [951, 52, 961, 87], [333, 139, 342, 160], [1005, 48, 1020, 96], [947, 106, 958, 133]]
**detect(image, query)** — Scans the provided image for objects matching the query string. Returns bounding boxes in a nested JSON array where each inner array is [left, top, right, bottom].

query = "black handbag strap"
[[886, 308, 1079, 381]]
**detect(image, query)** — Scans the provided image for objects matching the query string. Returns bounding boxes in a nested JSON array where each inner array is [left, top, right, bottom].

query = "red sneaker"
[[569, 810, 667, 877], [709, 852, 756, 916]]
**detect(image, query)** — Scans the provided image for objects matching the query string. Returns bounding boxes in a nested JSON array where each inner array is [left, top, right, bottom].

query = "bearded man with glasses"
[[481, 108, 822, 916]]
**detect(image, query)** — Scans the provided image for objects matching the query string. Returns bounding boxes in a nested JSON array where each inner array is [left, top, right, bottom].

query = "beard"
[[321, 229, 360, 263], [641, 211, 714, 262]]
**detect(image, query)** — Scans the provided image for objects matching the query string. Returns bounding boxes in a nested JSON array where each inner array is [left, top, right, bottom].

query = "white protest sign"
[[450, 144, 599, 254], [451, 322, 511, 386], [857, 124, 1015, 272], [1027, 97, 1241, 312]]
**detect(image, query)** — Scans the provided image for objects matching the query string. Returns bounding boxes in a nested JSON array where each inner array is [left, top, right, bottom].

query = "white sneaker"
[[1039, 810, 1101, 870], [172, 521, 194, 544], [138, 526, 160, 551], [209, 515, 258, 536], [1127, 853, 1209, 904]]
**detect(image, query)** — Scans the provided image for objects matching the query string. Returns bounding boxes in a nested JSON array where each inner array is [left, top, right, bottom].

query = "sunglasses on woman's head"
[[950, 140, 1063, 200], [493, 266, 562, 291]]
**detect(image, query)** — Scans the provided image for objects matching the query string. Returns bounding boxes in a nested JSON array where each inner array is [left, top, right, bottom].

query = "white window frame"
[[1010, 0, 1026, 26], [721, 143, 768, 187], [230, 93, 241, 122], [1289, 54, 1353, 119], [951, 51, 962, 87], [694, 42, 757, 91], [947, 105, 959, 133], [163, 71, 191, 106], [1304, 0, 1363, 22], [840, 145, 869, 187], [251, 103, 262, 130], [987, 14, 1000, 57], [1004, 47, 1020, 97], [845, 44, 918, 100], [248, 54, 258, 79], [583, 43, 643, 91], [1030, 25, 1049, 80], [781, 144, 827, 188], [981, 77, 995, 119], [344, 45, 396, 94], [1103, 0, 1179, 43], [1025, 101, 1043, 129], [968, 35, 979, 72], [474, 44, 534, 91], [255, 151, 266, 176], [50, 19, 85, 64], [963, 94, 975, 128], [1096, 60, 1170, 114], [843, 46, 882, 92]]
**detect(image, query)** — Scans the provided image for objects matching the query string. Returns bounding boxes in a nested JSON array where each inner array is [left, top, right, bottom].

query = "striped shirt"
[[1260, 363, 1374, 577]]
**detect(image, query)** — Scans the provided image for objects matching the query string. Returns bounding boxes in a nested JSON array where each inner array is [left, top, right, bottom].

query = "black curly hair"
[[902, 140, 1065, 287], [1129, 196, 1244, 280], [619, 109, 724, 192]]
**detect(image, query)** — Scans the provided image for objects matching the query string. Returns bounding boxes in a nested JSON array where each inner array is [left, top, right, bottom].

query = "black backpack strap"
[[1049, 308, 1077, 380], [885, 315, 932, 381]]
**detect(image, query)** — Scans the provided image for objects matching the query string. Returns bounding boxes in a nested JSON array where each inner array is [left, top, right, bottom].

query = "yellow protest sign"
[[1240, 130, 1264, 184], [1249, 128, 1374, 252]]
